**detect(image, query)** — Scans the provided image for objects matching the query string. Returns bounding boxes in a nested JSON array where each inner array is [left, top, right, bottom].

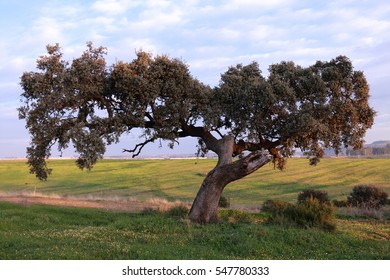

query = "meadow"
[[0, 157, 389, 205], [0, 158, 389, 259], [0, 201, 389, 259]]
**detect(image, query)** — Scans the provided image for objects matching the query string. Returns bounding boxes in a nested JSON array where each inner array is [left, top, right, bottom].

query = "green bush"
[[332, 199, 348, 208], [268, 198, 336, 231], [141, 207, 160, 215], [347, 184, 388, 209], [165, 205, 189, 219], [262, 199, 291, 213], [218, 209, 251, 223], [219, 196, 231, 208], [298, 189, 330, 205]]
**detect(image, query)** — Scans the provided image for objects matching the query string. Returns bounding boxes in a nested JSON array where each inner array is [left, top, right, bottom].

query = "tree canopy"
[[19, 43, 375, 180], [19, 43, 375, 223]]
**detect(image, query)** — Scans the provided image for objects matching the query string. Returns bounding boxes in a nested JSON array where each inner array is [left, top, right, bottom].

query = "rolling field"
[[0, 157, 389, 206], [0, 158, 389, 260]]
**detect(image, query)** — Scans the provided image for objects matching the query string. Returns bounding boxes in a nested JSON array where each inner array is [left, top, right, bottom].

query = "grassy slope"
[[0, 202, 388, 260], [1, 158, 389, 205]]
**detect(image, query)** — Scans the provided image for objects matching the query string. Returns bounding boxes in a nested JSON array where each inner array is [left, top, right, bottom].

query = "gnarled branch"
[[123, 137, 156, 158]]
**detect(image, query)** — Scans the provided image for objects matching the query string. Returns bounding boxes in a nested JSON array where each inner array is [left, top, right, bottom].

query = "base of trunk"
[[188, 150, 272, 223]]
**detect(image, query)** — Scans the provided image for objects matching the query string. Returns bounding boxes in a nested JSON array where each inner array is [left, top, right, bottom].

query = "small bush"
[[268, 198, 336, 231], [332, 199, 348, 208], [262, 199, 291, 213], [219, 209, 251, 223], [347, 184, 388, 209], [298, 189, 330, 205], [141, 207, 160, 215], [219, 196, 231, 208], [165, 205, 189, 219]]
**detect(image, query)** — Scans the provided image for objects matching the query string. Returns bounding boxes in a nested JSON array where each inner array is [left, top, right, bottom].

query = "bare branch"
[[213, 128, 224, 138], [123, 137, 155, 158]]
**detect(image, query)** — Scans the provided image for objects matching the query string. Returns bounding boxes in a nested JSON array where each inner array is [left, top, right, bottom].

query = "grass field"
[[1, 158, 389, 205], [0, 202, 389, 260], [0, 158, 389, 260]]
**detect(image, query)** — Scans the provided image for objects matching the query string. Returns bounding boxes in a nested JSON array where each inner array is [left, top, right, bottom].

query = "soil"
[[0, 193, 257, 213], [0, 193, 166, 212]]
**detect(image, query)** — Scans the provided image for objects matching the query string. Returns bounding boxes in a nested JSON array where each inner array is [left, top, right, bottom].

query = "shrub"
[[165, 205, 189, 219], [268, 198, 336, 231], [297, 189, 330, 205], [332, 199, 348, 208], [219, 209, 251, 223], [141, 207, 160, 215], [347, 184, 388, 209], [262, 199, 291, 213], [219, 196, 231, 208]]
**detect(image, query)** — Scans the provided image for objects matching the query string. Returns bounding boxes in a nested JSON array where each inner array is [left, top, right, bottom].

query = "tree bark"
[[188, 148, 272, 223]]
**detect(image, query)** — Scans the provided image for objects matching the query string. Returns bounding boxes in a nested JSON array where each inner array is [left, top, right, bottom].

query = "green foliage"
[[262, 199, 292, 213], [165, 205, 189, 219], [264, 190, 335, 231], [218, 195, 231, 208], [297, 189, 330, 205], [19, 43, 375, 179], [267, 198, 336, 232], [218, 209, 251, 223], [332, 200, 348, 208], [347, 184, 388, 209]]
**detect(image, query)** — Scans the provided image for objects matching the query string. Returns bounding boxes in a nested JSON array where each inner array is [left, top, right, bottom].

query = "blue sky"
[[0, 0, 389, 158]]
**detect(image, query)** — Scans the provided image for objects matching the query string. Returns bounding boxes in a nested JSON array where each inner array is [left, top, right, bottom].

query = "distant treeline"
[[347, 144, 390, 156]]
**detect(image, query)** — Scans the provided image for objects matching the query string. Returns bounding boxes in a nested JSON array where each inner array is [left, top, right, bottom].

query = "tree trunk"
[[188, 149, 272, 224]]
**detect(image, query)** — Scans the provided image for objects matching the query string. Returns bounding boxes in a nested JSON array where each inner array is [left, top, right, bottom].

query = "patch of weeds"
[[218, 209, 251, 223], [337, 207, 389, 220], [164, 205, 189, 219], [141, 207, 160, 215], [218, 196, 231, 208], [332, 199, 348, 208], [266, 198, 337, 232], [262, 199, 292, 213]]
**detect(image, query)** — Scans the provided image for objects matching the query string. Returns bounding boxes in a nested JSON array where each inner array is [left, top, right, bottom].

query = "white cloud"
[[220, 0, 295, 12], [1, 0, 390, 156], [133, 7, 186, 30], [109, 37, 160, 60], [92, 0, 141, 15]]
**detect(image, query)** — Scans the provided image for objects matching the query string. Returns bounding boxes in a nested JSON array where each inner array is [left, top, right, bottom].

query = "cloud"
[[1, 0, 390, 156], [131, 7, 186, 31], [92, 0, 142, 15]]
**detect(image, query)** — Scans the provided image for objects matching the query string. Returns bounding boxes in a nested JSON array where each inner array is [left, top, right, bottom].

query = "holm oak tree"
[[19, 43, 375, 223]]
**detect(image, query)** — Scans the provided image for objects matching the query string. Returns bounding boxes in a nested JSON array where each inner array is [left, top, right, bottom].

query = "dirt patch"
[[0, 193, 189, 213]]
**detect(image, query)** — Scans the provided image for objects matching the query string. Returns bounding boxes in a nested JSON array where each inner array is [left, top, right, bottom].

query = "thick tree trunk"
[[188, 149, 272, 224]]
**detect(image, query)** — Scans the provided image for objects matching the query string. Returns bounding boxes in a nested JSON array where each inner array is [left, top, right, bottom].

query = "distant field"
[[1, 157, 389, 206]]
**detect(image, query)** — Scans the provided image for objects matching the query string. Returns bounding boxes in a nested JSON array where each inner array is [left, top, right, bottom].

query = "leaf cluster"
[[19, 43, 375, 179], [347, 184, 388, 209]]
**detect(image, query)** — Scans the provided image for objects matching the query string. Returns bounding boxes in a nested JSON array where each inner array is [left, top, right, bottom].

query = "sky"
[[0, 0, 389, 158]]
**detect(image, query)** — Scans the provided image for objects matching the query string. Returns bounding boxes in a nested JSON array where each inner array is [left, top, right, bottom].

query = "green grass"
[[1, 158, 389, 260], [1, 158, 389, 205], [0, 202, 388, 260]]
